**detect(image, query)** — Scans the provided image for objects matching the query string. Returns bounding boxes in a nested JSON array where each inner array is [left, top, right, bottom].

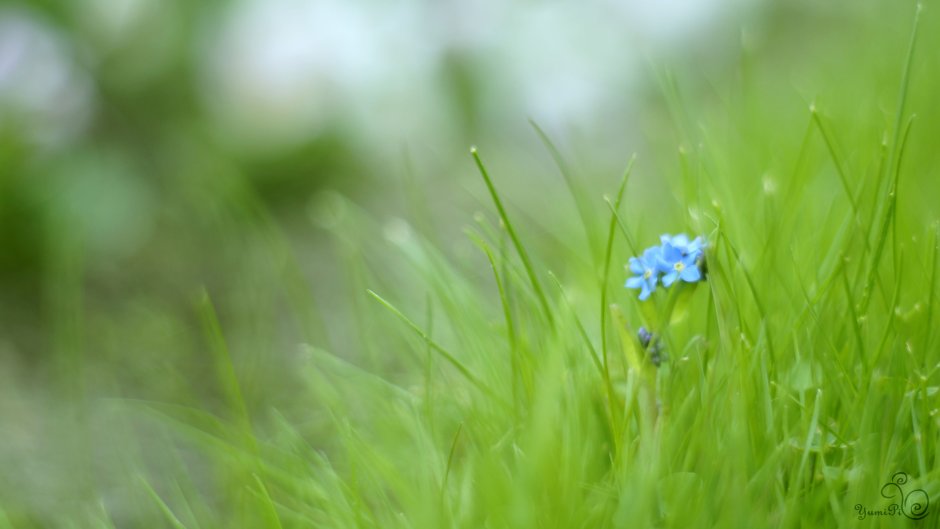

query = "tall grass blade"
[[471, 146, 555, 328], [529, 120, 601, 258]]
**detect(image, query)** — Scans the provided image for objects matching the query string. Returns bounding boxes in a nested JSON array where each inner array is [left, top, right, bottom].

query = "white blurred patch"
[[307, 190, 349, 231], [198, 0, 441, 152], [494, 4, 627, 131], [383, 217, 413, 246], [73, 0, 152, 49], [69, 0, 181, 89], [620, 0, 730, 43], [0, 8, 95, 147], [199, 1, 353, 149], [762, 174, 777, 195], [197, 0, 736, 152]]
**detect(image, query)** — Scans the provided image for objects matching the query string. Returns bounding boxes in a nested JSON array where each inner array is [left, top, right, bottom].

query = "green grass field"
[[2, 1, 939, 528]]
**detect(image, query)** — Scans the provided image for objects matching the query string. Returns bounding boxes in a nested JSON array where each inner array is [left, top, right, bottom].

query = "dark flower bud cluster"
[[637, 326, 666, 367]]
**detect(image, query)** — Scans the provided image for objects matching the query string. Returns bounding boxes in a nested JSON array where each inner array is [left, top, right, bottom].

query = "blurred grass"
[[1, 0, 939, 527]]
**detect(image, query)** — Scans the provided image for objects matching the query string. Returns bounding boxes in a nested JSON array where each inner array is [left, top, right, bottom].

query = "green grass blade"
[[440, 423, 462, 510], [467, 230, 529, 405], [886, 3, 922, 175], [529, 120, 601, 258], [138, 475, 190, 529], [600, 156, 637, 364], [546, 271, 603, 378], [838, 260, 866, 366], [251, 474, 284, 529], [923, 224, 939, 353], [860, 3, 922, 312], [471, 146, 555, 328], [367, 289, 510, 409], [795, 389, 823, 490], [861, 114, 915, 313], [196, 289, 257, 452], [810, 105, 858, 214]]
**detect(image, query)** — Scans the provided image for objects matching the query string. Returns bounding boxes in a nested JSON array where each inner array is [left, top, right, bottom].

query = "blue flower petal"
[[660, 243, 682, 262], [662, 270, 679, 287], [679, 264, 701, 282], [642, 246, 661, 263], [628, 257, 645, 275], [625, 276, 645, 289], [661, 233, 689, 248]]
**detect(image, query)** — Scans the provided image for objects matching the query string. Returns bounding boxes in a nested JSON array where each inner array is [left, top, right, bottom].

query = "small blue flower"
[[657, 238, 702, 287], [624, 234, 707, 300], [625, 246, 661, 301]]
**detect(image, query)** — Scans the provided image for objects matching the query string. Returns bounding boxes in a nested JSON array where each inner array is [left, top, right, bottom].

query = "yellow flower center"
[[674, 261, 685, 272], [643, 269, 653, 279]]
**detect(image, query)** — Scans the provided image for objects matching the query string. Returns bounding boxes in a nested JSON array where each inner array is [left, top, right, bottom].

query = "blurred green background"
[[0, 0, 937, 526], [0, 0, 751, 401]]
